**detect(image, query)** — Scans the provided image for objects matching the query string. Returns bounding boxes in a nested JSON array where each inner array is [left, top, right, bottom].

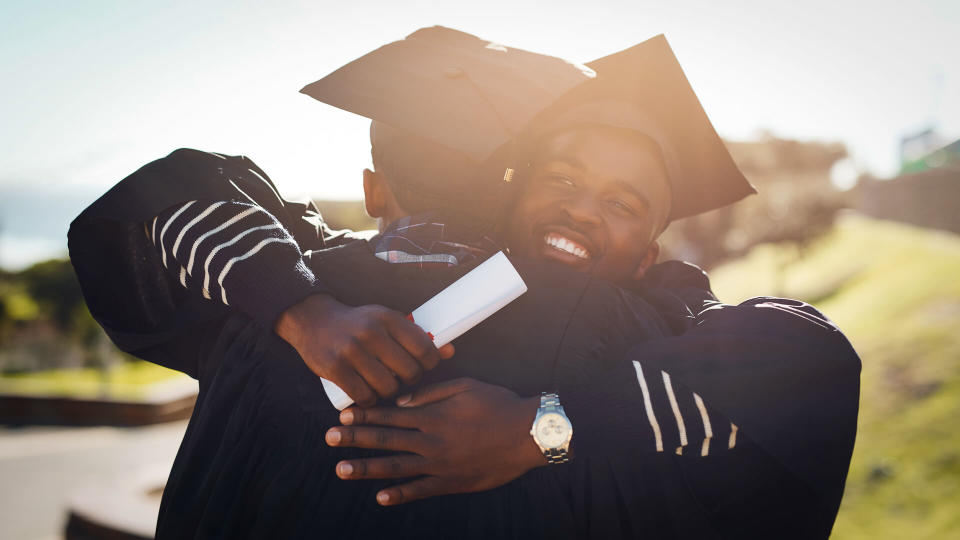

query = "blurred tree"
[[660, 133, 849, 270], [21, 259, 85, 331], [1, 259, 117, 372]]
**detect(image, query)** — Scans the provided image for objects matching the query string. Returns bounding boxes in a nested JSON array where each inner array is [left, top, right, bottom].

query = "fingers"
[[376, 477, 448, 506], [291, 302, 453, 405], [325, 426, 427, 453], [396, 378, 472, 407], [335, 455, 429, 480], [362, 332, 423, 386], [323, 363, 377, 408], [347, 344, 400, 399], [382, 312, 444, 371], [340, 406, 422, 429]]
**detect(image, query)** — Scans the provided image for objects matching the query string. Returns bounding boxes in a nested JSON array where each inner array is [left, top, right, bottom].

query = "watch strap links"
[[543, 447, 570, 464], [541, 392, 561, 409], [536, 392, 571, 464]]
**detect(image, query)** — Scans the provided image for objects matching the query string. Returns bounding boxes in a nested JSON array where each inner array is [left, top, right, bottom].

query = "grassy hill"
[[710, 215, 960, 539]]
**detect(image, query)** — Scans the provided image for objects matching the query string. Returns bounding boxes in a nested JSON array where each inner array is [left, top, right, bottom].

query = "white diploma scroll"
[[322, 251, 528, 410]]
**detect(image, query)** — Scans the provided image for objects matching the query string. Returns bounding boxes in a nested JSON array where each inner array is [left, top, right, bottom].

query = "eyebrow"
[[610, 180, 651, 212], [537, 154, 585, 171]]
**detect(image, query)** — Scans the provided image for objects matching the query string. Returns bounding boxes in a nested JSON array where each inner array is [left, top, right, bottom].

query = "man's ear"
[[631, 240, 660, 281], [362, 168, 388, 219]]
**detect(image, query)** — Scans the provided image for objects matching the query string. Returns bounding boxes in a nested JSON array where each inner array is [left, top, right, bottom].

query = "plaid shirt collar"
[[373, 211, 501, 268]]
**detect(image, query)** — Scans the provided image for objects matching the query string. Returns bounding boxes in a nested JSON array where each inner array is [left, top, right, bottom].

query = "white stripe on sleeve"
[[632, 361, 663, 452], [693, 393, 713, 457], [729, 423, 738, 449], [201, 224, 281, 299], [216, 237, 294, 304], [661, 371, 688, 449], [228, 179, 258, 205], [158, 201, 197, 268], [171, 202, 225, 258], [186, 206, 260, 274]]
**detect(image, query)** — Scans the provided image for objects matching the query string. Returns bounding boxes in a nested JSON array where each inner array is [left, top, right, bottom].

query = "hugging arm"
[[327, 355, 740, 506], [67, 148, 331, 376], [148, 199, 324, 328], [334, 295, 859, 523], [146, 199, 450, 406], [70, 148, 447, 396]]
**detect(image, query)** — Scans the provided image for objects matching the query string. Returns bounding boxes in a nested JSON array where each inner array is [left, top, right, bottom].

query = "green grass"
[[0, 361, 188, 401], [710, 215, 960, 539]]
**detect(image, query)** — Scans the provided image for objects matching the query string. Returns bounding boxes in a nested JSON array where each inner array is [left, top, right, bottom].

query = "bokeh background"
[[1, 1, 958, 538]]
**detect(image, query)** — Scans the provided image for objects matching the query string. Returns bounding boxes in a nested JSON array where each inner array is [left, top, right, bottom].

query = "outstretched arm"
[[329, 296, 859, 513]]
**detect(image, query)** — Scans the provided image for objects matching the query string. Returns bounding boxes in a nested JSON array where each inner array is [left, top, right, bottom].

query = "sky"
[[1, 0, 958, 268]]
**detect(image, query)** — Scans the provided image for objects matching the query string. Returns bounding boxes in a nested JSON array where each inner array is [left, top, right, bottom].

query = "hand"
[[275, 294, 454, 407], [324, 377, 546, 506]]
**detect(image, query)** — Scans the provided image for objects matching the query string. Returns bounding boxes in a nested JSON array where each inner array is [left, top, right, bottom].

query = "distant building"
[[899, 127, 947, 173], [855, 138, 960, 235]]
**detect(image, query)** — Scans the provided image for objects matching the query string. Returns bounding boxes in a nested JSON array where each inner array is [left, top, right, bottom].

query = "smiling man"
[[507, 122, 672, 282], [69, 27, 860, 539]]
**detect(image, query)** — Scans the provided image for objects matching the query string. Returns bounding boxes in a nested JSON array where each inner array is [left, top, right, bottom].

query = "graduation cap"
[[301, 26, 594, 216], [527, 35, 756, 221], [300, 26, 754, 223]]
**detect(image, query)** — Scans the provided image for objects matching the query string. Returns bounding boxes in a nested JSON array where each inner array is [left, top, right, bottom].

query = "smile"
[[544, 233, 591, 260]]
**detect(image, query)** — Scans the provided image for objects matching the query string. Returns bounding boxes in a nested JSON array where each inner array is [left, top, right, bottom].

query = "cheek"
[[509, 188, 553, 229], [601, 223, 654, 270], [517, 184, 560, 212]]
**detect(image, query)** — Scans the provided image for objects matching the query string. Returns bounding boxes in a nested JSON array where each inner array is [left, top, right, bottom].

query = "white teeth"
[[544, 233, 590, 260]]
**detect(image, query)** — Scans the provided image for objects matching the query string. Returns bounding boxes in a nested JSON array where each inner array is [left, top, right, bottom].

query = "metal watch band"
[[543, 447, 570, 464], [538, 392, 571, 464], [541, 392, 561, 408]]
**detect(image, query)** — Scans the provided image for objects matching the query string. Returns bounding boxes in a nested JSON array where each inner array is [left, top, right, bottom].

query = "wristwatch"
[[530, 392, 573, 464]]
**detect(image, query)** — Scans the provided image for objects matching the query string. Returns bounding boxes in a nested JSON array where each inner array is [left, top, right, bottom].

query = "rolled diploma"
[[322, 251, 527, 410]]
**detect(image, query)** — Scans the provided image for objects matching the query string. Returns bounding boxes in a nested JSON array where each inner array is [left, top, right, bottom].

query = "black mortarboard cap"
[[528, 35, 756, 221], [301, 26, 595, 215], [301, 28, 754, 222]]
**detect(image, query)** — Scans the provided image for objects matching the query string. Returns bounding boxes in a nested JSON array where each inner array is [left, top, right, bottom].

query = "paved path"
[[0, 421, 187, 540]]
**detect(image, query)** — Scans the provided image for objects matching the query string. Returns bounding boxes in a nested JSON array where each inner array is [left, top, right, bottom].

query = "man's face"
[[506, 126, 672, 284]]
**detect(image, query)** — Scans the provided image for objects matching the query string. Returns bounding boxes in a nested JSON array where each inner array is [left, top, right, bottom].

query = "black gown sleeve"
[[555, 260, 742, 460], [557, 295, 860, 535], [148, 199, 324, 327], [67, 148, 360, 377]]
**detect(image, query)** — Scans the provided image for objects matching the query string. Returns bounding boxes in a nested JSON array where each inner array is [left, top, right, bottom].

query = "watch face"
[[535, 412, 571, 448]]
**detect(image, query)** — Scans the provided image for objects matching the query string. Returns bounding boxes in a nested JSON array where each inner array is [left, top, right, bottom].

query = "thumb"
[[437, 343, 455, 360], [396, 378, 471, 407]]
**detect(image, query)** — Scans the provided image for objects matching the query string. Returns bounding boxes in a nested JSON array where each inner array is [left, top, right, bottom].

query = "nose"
[[560, 196, 602, 227]]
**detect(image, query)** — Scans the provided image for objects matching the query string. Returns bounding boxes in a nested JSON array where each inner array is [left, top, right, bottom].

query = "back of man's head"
[[368, 121, 518, 229], [369, 121, 478, 215]]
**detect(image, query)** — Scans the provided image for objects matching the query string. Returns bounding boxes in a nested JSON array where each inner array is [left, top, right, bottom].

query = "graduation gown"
[[68, 149, 861, 538]]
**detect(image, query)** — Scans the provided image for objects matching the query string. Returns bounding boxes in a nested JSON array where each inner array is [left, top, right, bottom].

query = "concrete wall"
[[854, 166, 960, 235]]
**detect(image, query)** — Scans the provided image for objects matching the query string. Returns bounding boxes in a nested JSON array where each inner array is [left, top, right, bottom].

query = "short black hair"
[[369, 121, 481, 214]]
